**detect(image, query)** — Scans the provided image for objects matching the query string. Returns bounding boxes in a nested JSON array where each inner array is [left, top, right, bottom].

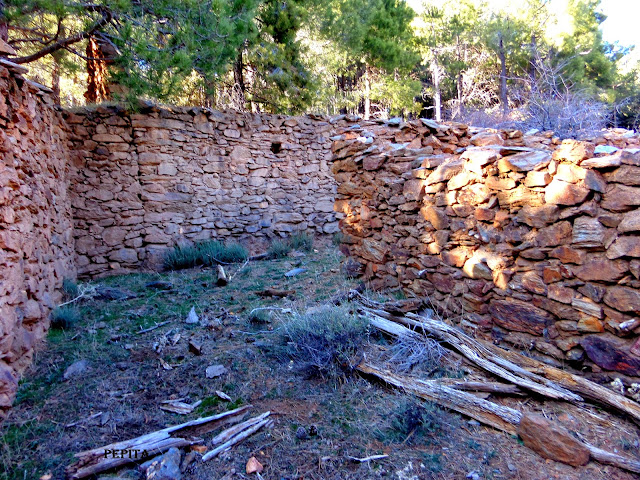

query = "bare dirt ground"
[[1, 242, 638, 480]]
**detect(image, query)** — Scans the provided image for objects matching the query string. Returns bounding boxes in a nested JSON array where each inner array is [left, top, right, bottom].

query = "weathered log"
[[443, 380, 523, 395], [357, 361, 523, 434], [362, 307, 581, 402], [359, 361, 640, 474], [65, 405, 251, 479], [586, 443, 640, 474], [216, 265, 228, 286], [480, 340, 640, 425], [362, 298, 640, 424]]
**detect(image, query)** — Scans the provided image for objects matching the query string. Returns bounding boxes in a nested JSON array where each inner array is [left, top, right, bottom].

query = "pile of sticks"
[[351, 292, 640, 474], [65, 405, 271, 479]]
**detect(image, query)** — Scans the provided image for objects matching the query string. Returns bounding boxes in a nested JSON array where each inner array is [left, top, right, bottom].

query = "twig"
[[136, 321, 171, 334], [346, 454, 389, 463], [65, 412, 103, 428]]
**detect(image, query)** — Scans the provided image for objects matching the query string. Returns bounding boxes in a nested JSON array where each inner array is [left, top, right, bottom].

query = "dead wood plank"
[[383, 305, 640, 423], [443, 380, 523, 395], [65, 405, 251, 479]]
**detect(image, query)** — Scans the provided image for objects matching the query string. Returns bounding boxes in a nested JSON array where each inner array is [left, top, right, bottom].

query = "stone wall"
[[0, 64, 76, 415], [66, 105, 346, 277], [333, 118, 640, 381]]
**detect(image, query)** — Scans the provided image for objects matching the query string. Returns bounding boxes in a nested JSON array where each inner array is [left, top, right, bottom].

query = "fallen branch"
[[346, 454, 389, 463], [65, 412, 103, 428], [357, 361, 522, 434], [363, 303, 640, 423], [361, 307, 581, 402], [585, 443, 640, 474], [359, 361, 640, 474], [441, 380, 523, 396], [136, 321, 171, 335], [202, 412, 272, 462], [65, 405, 251, 479]]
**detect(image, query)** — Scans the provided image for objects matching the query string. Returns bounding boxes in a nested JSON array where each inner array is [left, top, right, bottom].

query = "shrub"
[[50, 306, 81, 330], [266, 239, 292, 259], [163, 240, 248, 270], [387, 400, 450, 445], [289, 231, 314, 252], [248, 309, 271, 324], [280, 305, 369, 378]]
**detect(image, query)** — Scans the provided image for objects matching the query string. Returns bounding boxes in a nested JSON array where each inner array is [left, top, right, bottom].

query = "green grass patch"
[[164, 240, 248, 270]]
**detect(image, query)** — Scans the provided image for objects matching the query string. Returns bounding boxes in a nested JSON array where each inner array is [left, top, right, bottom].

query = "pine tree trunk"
[[233, 48, 246, 111], [363, 65, 371, 120], [52, 55, 61, 103], [498, 32, 508, 115], [84, 37, 110, 104]]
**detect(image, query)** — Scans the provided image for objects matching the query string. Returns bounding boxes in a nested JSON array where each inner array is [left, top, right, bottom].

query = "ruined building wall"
[[0, 64, 76, 413], [65, 106, 346, 277], [333, 119, 640, 380]]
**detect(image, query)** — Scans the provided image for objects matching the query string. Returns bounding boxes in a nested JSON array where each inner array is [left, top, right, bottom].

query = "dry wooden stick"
[[202, 413, 272, 462], [585, 443, 640, 473], [136, 321, 171, 335], [65, 405, 251, 479], [216, 265, 228, 286], [441, 380, 523, 395], [210, 411, 271, 447]]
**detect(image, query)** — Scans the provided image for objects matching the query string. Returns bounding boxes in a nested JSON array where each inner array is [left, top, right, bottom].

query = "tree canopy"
[[1, 0, 639, 132]]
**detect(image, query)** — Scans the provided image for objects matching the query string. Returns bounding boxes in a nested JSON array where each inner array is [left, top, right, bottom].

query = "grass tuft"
[[50, 306, 81, 330], [62, 278, 79, 299], [266, 239, 292, 259], [289, 231, 314, 252], [280, 305, 369, 378], [163, 240, 248, 270]]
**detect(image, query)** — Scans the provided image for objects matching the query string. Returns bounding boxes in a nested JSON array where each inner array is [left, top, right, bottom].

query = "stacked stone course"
[[67, 106, 348, 277], [0, 65, 76, 413], [333, 118, 640, 380]]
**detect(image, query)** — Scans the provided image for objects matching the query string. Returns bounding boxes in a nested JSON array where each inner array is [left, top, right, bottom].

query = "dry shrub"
[[280, 305, 369, 378]]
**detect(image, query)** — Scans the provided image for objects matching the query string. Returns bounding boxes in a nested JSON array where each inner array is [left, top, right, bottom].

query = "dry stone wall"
[[0, 64, 76, 415], [66, 106, 346, 277], [333, 118, 640, 381]]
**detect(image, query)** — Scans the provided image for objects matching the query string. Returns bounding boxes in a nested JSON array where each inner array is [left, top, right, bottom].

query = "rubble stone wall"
[[0, 65, 76, 413], [333, 119, 640, 380], [66, 106, 346, 278]]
